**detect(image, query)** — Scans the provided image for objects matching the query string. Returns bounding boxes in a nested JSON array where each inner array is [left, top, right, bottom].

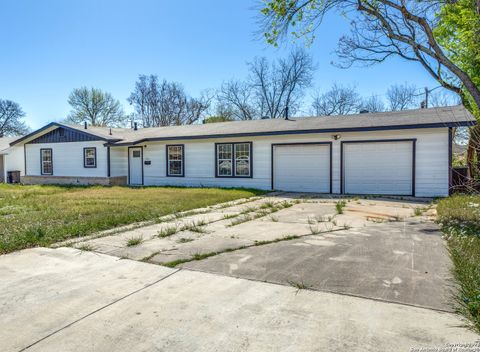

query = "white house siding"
[[3, 146, 26, 179], [25, 141, 108, 177], [110, 147, 128, 177], [139, 127, 449, 197]]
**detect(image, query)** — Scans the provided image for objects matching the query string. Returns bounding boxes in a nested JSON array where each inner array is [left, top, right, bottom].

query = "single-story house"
[[4, 105, 476, 197]]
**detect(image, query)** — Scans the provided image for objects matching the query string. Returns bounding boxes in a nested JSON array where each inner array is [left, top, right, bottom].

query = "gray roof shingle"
[[10, 105, 477, 146]]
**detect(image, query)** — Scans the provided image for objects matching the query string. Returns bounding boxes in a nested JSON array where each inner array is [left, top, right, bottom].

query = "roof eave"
[[9, 122, 118, 146], [107, 120, 476, 146]]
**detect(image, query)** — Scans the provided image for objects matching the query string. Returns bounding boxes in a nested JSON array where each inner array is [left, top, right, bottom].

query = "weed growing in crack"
[[260, 201, 275, 209], [77, 243, 94, 251], [240, 206, 257, 215], [287, 280, 311, 290], [315, 215, 328, 223], [336, 200, 347, 214], [160, 235, 301, 267], [182, 221, 208, 233], [158, 225, 179, 238], [414, 207, 424, 216], [126, 236, 143, 247], [280, 201, 294, 208], [229, 214, 253, 226], [223, 213, 238, 220]]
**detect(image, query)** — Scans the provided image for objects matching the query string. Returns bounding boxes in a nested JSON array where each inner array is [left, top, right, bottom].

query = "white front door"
[[343, 140, 414, 195], [129, 147, 143, 185], [273, 144, 331, 193]]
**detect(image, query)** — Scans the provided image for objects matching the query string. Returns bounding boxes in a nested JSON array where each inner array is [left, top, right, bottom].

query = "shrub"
[[437, 195, 480, 334]]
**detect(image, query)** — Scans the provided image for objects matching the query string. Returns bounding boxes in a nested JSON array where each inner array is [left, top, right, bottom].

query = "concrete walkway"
[[0, 248, 477, 352]]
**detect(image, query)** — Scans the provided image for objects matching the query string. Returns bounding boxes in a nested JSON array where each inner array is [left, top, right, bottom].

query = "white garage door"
[[343, 140, 414, 195], [273, 144, 330, 193]]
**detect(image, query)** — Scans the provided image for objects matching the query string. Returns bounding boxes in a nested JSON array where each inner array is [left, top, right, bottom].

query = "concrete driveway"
[[70, 194, 451, 310], [1, 248, 477, 352], [1, 194, 478, 351], [183, 219, 451, 311]]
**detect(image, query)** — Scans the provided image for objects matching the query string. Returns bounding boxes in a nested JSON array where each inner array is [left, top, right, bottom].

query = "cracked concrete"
[[1, 195, 477, 351], [0, 247, 477, 352], [183, 220, 453, 311]]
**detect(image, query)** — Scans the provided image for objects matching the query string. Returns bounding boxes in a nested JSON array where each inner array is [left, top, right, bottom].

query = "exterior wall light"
[[332, 134, 341, 140]]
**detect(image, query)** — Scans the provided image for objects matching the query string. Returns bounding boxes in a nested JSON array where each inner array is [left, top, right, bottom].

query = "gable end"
[[27, 127, 102, 144]]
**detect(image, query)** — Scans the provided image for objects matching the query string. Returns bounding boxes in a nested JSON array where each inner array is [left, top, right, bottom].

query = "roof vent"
[[134, 122, 138, 131], [109, 128, 112, 136], [261, 116, 269, 120], [359, 109, 369, 114], [84, 121, 88, 129], [284, 106, 289, 120]]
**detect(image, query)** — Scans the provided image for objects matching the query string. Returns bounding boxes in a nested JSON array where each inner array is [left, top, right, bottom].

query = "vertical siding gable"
[[26, 127, 102, 144]]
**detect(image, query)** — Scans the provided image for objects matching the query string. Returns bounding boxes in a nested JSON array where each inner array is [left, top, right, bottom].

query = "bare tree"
[[183, 90, 214, 125], [127, 75, 159, 127], [66, 87, 127, 127], [128, 75, 211, 127], [312, 84, 361, 116], [386, 84, 418, 111], [217, 80, 257, 120], [428, 90, 461, 108], [0, 99, 29, 137], [249, 47, 315, 118], [215, 48, 315, 120], [361, 95, 385, 112]]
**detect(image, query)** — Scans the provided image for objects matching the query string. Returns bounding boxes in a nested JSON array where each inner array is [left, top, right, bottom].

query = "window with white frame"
[[234, 143, 251, 176], [216, 142, 251, 177], [40, 149, 53, 175], [84, 147, 97, 168], [167, 145, 184, 176], [217, 144, 233, 176]]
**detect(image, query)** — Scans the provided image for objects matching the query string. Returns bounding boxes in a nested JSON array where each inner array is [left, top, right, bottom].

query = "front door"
[[128, 147, 143, 185]]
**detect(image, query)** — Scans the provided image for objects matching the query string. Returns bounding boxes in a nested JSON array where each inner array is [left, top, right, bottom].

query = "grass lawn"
[[0, 184, 263, 254], [437, 194, 480, 334]]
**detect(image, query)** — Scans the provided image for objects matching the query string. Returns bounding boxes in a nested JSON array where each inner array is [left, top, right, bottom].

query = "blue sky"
[[1, 0, 442, 129]]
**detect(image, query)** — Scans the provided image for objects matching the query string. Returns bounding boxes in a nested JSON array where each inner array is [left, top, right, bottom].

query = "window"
[[217, 144, 233, 176], [84, 147, 97, 168], [40, 149, 53, 175], [216, 142, 251, 178], [167, 145, 184, 177], [132, 150, 141, 158]]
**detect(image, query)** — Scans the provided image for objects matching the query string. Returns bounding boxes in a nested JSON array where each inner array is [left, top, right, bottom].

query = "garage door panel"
[[343, 141, 413, 195], [274, 144, 330, 193]]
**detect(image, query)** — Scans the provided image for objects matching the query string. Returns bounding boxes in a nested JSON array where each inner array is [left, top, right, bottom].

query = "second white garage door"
[[343, 140, 414, 195], [273, 144, 331, 193]]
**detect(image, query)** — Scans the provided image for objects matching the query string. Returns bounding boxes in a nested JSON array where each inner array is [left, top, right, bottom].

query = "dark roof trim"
[[9, 122, 119, 146], [107, 120, 475, 146]]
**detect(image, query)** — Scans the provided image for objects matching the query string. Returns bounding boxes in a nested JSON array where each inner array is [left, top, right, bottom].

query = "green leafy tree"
[[435, 0, 480, 175], [66, 87, 127, 127], [260, 0, 480, 175]]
